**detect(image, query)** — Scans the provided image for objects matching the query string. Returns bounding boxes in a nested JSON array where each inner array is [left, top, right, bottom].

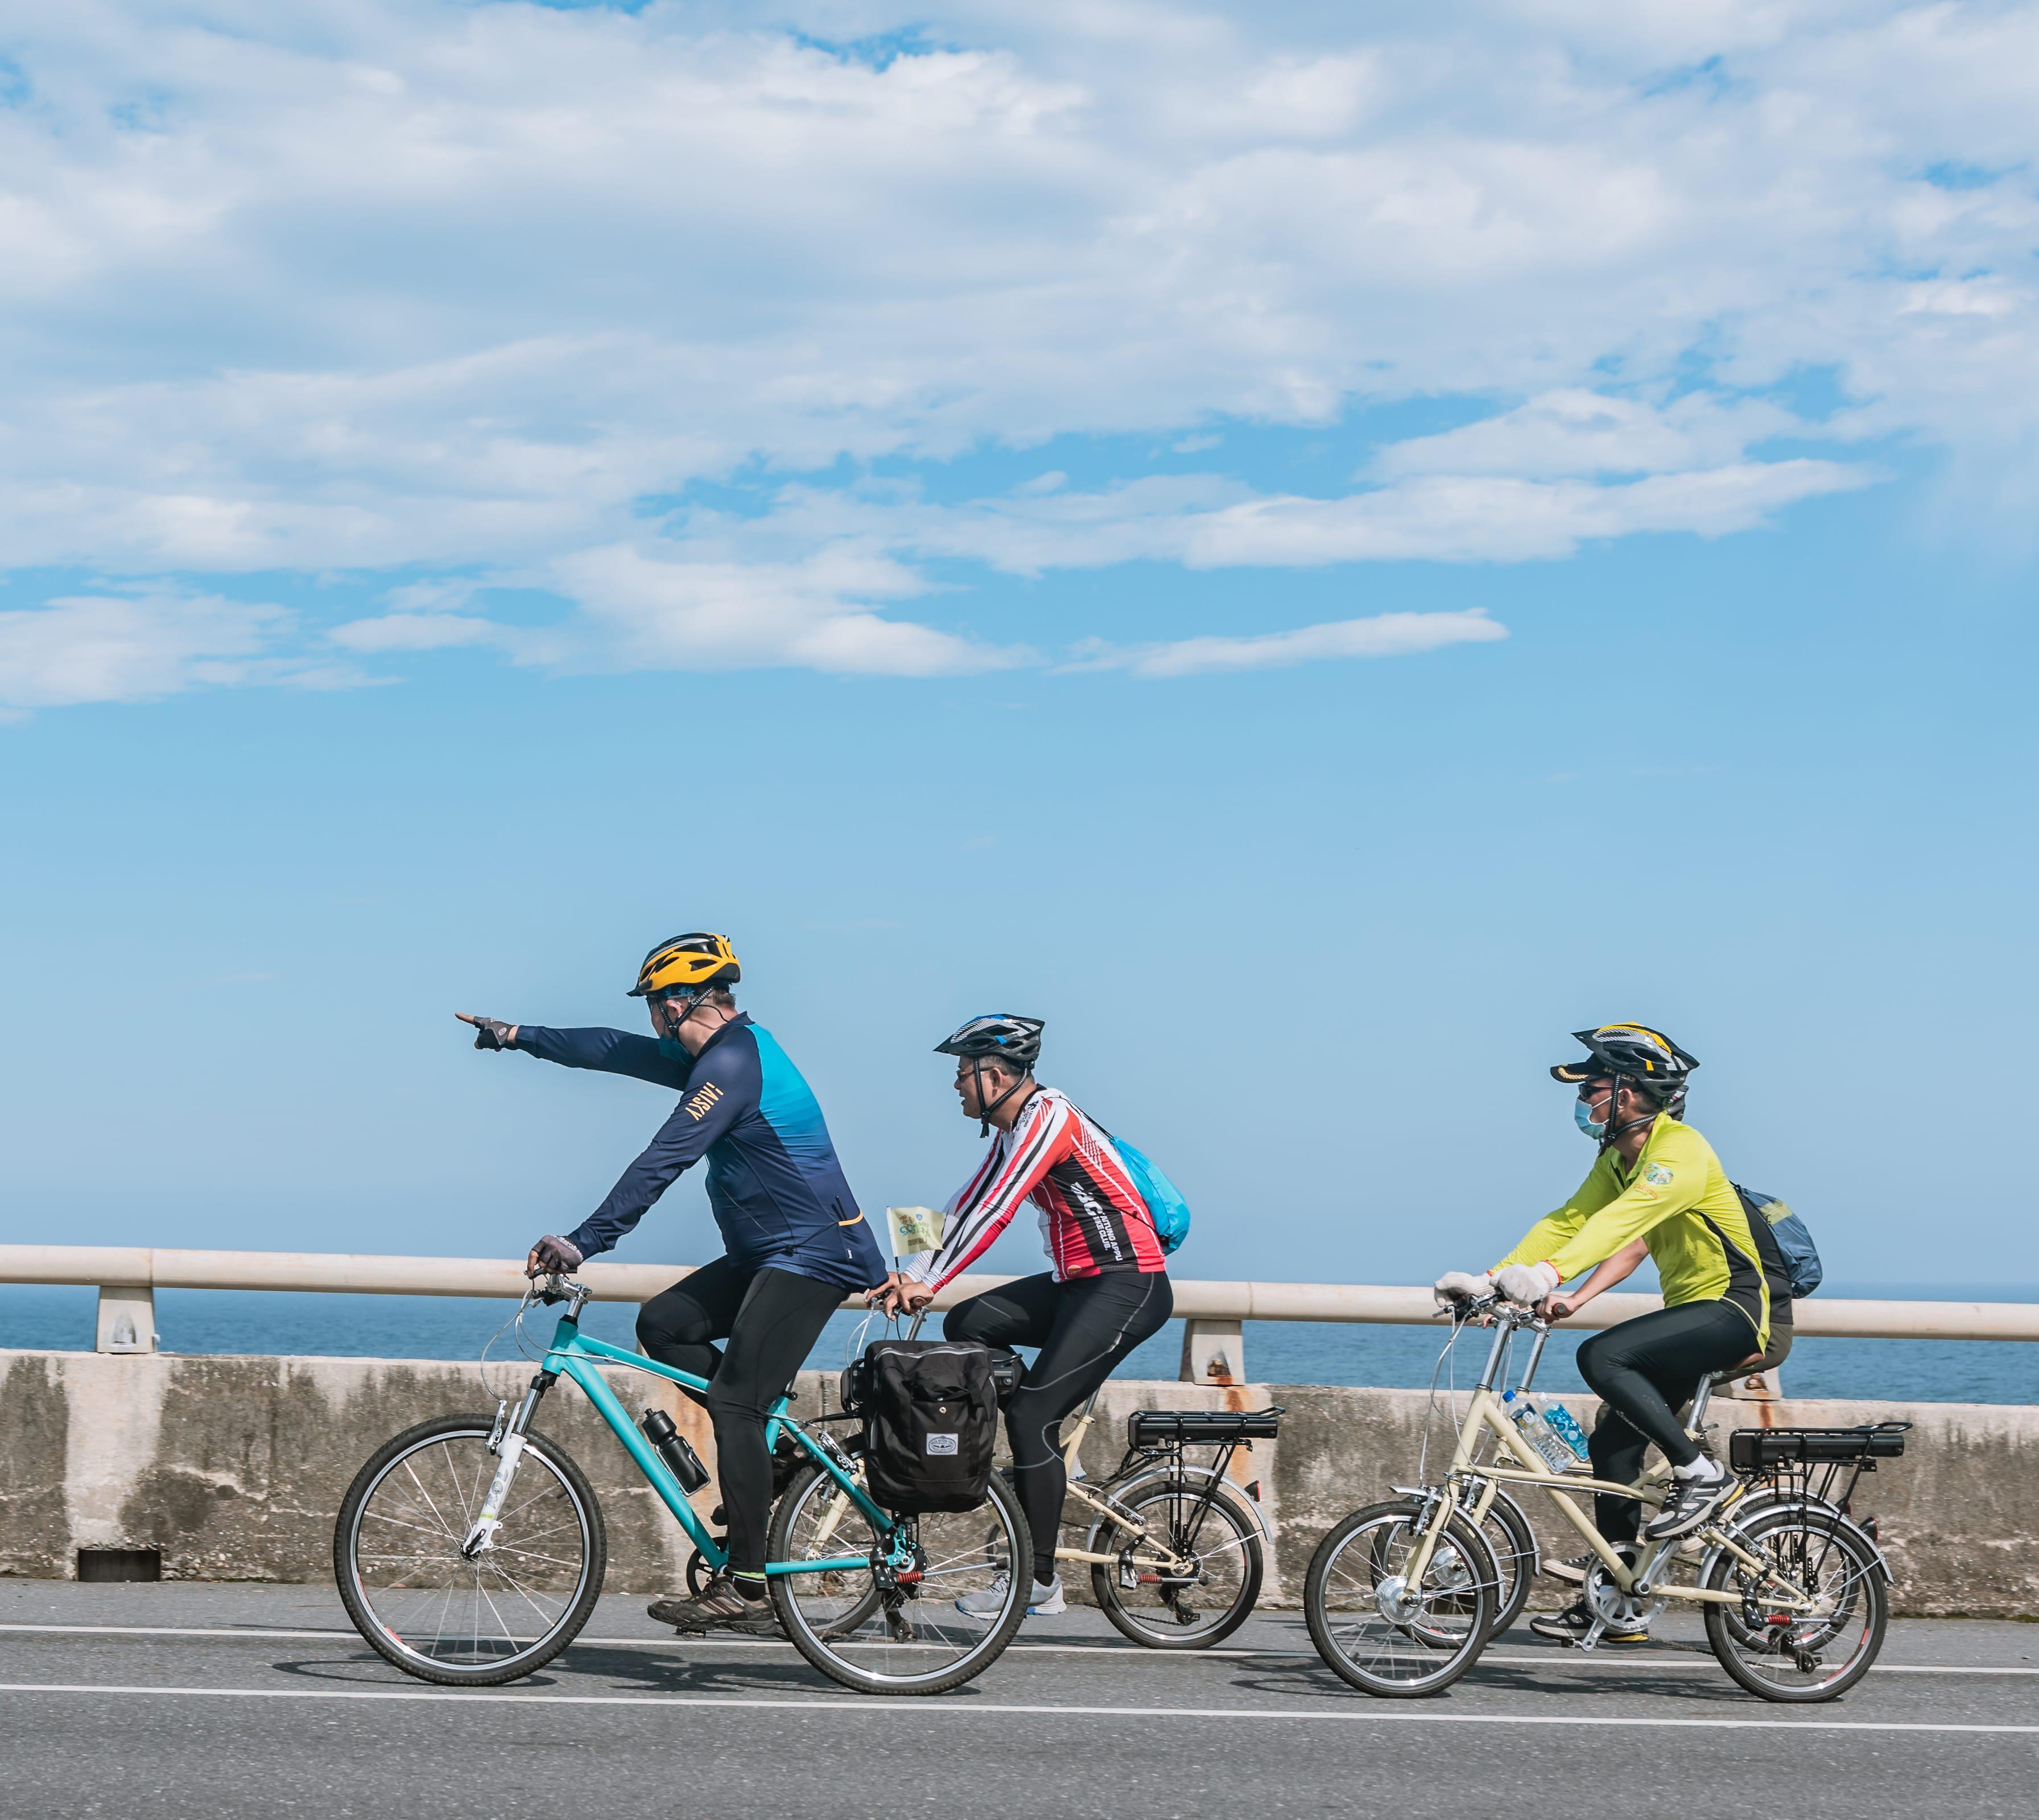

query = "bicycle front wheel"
[[768, 1462, 1031, 1695], [1304, 1499, 1495, 1697], [1703, 1503, 1887, 1702], [1088, 1474, 1264, 1649], [334, 1415, 605, 1687]]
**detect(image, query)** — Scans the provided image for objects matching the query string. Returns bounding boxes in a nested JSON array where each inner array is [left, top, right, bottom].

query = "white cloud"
[[1374, 391, 1805, 480], [549, 543, 1029, 677], [757, 457, 1870, 575], [0, 0, 2031, 694], [327, 612, 512, 654], [0, 592, 321, 709], [1080, 608, 1509, 678]]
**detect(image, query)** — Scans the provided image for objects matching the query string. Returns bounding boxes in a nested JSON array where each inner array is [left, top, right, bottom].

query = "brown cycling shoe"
[[647, 1576, 779, 1635]]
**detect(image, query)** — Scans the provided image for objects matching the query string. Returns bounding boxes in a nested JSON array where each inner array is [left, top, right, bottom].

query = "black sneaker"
[[1643, 1466, 1740, 1540], [647, 1577, 779, 1635], [1542, 1553, 1592, 1586], [1528, 1602, 1650, 1645]]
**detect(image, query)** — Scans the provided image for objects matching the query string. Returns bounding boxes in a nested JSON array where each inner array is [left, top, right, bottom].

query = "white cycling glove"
[[1433, 1270, 1492, 1307], [1495, 1261, 1560, 1306]]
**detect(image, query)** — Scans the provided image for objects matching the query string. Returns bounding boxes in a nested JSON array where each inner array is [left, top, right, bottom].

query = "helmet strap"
[[970, 1056, 1030, 1137], [657, 984, 718, 1042], [1603, 1075, 1660, 1152]]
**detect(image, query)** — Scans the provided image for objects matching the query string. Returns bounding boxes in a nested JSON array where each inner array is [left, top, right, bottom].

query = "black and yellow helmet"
[[629, 932, 740, 998], [1552, 1024, 1698, 1101]]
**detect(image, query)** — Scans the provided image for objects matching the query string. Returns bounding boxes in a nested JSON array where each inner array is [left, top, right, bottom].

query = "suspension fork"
[[462, 1371, 555, 1557]]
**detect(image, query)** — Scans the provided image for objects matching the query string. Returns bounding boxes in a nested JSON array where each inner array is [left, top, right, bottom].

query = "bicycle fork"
[[462, 1372, 554, 1558]]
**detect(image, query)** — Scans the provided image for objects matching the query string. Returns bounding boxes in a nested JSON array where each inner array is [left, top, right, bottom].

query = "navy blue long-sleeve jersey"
[[514, 1014, 887, 1294]]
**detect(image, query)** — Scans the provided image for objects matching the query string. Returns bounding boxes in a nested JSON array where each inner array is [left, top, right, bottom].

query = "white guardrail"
[[3, 1244, 2035, 1388]]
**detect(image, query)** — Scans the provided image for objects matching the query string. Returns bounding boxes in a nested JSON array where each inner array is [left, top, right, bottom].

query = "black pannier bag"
[[853, 1340, 1000, 1515]]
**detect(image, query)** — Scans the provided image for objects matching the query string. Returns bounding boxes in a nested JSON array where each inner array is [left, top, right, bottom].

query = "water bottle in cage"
[[1502, 1390, 1577, 1472]]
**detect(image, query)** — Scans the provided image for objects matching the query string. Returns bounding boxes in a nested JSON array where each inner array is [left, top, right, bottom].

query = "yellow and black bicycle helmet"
[[1552, 1023, 1698, 1105], [629, 932, 741, 998]]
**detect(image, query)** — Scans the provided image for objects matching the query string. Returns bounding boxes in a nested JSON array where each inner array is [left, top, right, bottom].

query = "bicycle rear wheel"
[[767, 1461, 1032, 1695], [1305, 1499, 1495, 1697], [1088, 1474, 1264, 1649], [334, 1415, 605, 1687], [1703, 1503, 1887, 1702]]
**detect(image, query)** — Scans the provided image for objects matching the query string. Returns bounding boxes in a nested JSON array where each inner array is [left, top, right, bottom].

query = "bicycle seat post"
[[1687, 1375, 1714, 1435]]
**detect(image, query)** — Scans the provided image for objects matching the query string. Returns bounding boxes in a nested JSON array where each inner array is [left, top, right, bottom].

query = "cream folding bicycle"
[[1302, 1291, 1895, 1703]]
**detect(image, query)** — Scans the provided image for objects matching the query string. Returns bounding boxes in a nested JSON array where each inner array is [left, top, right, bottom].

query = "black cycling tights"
[[636, 1257, 843, 1580], [1575, 1299, 1760, 1543], [946, 1270, 1173, 1584]]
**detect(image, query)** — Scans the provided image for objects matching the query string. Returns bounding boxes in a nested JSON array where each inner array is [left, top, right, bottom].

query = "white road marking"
[[0, 1682, 2034, 1735], [1, 1623, 2032, 1675]]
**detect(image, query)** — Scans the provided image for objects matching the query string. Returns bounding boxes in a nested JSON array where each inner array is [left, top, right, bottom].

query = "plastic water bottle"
[[1543, 1401, 1592, 1464], [1501, 1390, 1576, 1472]]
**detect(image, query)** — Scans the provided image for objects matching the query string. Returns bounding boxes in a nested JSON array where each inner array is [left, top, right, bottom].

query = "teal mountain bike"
[[333, 1274, 1032, 1696]]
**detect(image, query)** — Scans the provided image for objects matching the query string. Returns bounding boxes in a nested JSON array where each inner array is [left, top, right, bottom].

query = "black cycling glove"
[[530, 1235, 584, 1274], [465, 1015, 517, 1052]]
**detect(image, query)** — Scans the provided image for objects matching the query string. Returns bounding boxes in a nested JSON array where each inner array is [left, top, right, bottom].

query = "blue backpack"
[[1109, 1136, 1191, 1255], [1735, 1185, 1823, 1299]]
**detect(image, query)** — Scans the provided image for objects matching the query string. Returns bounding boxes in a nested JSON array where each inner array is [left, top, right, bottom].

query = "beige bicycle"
[[1042, 1394, 1278, 1648], [1303, 1290, 1895, 1702]]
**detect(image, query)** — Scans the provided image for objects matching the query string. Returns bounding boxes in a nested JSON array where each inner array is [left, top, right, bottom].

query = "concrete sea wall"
[[2, 1349, 2032, 1617]]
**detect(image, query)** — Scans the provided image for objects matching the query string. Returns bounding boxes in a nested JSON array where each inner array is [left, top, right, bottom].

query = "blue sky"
[[2, 1, 2034, 1292]]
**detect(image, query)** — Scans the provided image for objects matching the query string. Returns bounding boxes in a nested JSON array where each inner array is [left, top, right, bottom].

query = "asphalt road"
[[1, 1580, 2033, 1818]]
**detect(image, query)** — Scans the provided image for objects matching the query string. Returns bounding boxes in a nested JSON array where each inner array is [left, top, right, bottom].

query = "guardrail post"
[[95, 1285, 158, 1354], [1715, 1366, 1782, 1402], [1180, 1318, 1242, 1386]]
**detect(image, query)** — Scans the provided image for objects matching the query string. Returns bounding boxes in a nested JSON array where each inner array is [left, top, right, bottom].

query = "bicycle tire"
[[1087, 1473, 1265, 1649], [1703, 1503, 1887, 1702], [334, 1415, 605, 1687], [766, 1461, 1032, 1695], [1305, 1500, 1496, 1697], [1466, 1487, 1537, 1640]]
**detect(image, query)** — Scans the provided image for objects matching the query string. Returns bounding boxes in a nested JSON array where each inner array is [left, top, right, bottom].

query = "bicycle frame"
[[481, 1281, 899, 1581], [1045, 1398, 1269, 1575], [1406, 1303, 1811, 1615]]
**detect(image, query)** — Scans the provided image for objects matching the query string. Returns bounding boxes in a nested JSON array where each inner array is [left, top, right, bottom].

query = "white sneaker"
[[953, 1572, 1066, 1619], [1025, 1575, 1066, 1616], [954, 1572, 1013, 1619]]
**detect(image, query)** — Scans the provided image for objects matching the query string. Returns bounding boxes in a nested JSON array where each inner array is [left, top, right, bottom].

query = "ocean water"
[[2, 1284, 2033, 1405]]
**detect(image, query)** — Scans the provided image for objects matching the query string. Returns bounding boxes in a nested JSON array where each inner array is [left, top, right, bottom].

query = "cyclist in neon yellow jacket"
[[1434, 1024, 1768, 1645]]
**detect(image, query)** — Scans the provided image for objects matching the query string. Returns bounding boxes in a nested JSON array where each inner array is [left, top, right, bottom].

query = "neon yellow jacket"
[[1492, 1116, 1769, 1348]]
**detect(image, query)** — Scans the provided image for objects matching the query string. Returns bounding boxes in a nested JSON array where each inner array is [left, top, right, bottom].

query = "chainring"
[[1584, 1544, 1668, 1631]]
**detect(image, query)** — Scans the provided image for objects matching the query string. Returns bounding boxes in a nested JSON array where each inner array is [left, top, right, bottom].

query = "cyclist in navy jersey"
[[460, 932, 886, 1633], [875, 1015, 1173, 1619]]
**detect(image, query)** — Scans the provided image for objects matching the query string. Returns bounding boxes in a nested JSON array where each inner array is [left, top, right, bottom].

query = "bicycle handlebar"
[[1437, 1289, 1548, 1331]]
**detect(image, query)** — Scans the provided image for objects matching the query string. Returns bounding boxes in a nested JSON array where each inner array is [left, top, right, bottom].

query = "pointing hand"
[[457, 1012, 519, 1051]]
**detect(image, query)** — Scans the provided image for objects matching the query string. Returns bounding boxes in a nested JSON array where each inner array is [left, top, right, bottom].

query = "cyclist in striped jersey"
[[875, 1015, 1173, 1618]]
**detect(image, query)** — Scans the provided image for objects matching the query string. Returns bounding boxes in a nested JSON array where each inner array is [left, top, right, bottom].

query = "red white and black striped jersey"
[[903, 1087, 1168, 1293]]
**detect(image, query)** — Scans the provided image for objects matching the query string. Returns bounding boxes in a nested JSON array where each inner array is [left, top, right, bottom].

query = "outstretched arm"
[[458, 1012, 692, 1092]]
